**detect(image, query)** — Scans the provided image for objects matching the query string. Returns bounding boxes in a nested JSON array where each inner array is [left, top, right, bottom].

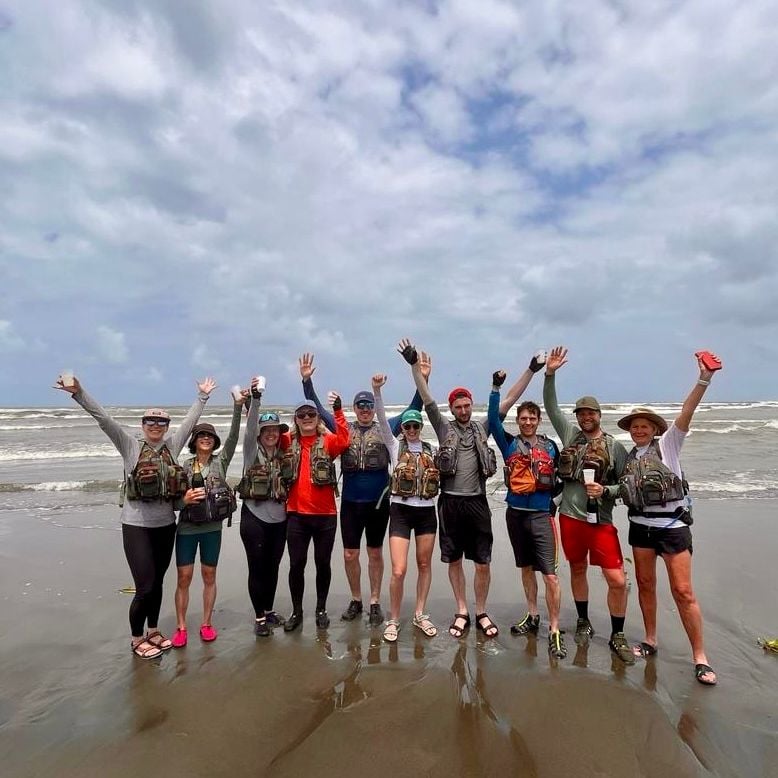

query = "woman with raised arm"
[[372, 373, 439, 642], [618, 353, 721, 685], [55, 373, 215, 659], [239, 377, 291, 637]]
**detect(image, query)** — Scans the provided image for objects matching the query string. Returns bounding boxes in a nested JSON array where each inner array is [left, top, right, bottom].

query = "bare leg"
[[174, 565, 194, 630], [521, 566, 539, 615], [366, 546, 384, 605], [414, 534, 435, 615], [201, 564, 217, 626], [448, 558, 468, 614], [388, 536, 410, 621], [473, 562, 491, 615], [343, 548, 362, 602], [542, 573, 562, 633], [602, 566, 628, 618], [633, 547, 658, 646], [569, 560, 589, 602]]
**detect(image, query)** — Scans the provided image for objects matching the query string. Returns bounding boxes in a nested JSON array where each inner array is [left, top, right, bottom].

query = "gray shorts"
[[505, 507, 558, 574]]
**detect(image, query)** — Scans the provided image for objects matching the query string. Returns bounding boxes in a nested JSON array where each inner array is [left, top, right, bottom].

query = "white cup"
[[231, 385, 243, 402], [60, 369, 75, 388], [582, 468, 596, 485], [253, 375, 266, 392]]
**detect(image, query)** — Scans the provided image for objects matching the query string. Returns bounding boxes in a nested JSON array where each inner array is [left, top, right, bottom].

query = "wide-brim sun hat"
[[188, 422, 222, 452], [617, 406, 668, 435]]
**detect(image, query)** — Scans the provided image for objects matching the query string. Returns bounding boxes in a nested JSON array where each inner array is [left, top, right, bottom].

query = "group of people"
[[54, 341, 719, 685]]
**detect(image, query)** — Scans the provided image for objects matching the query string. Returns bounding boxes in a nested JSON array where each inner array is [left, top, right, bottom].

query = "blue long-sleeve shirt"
[[488, 389, 558, 513]]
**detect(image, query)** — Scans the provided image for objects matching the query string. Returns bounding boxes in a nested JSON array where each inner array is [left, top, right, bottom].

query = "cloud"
[[95, 326, 129, 364], [0, 320, 25, 352]]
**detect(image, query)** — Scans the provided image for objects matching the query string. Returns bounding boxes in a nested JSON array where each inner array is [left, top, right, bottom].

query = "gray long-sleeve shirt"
[[73, 388, 209, 528]]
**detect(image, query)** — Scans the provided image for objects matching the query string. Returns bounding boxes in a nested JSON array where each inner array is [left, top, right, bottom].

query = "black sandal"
[[449, 613, 470, 638], [475, 612, 499, 638]]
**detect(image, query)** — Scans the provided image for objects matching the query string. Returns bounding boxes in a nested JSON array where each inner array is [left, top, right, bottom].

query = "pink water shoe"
[[200, 624, 218, 642], [171, 628, 188, 648]]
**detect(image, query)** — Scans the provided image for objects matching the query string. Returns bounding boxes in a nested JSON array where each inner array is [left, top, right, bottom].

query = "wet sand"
[[1, 498, 777, 778]]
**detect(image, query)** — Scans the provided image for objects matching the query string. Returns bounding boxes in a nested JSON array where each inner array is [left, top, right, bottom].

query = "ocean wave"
[[0, 423, 99, 431], [0, 447, 121, 462], [690, 480, 778, 496], [0, 480, 121, 493]]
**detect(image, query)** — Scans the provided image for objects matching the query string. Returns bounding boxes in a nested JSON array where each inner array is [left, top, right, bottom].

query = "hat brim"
[[617, 411, 668, 435], [257, 422, 290, 434], [188, 432, 222, 452]]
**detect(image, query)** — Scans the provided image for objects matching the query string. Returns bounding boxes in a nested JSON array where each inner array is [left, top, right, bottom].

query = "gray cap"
[[294, 400, 318, 415], [574, 396, 601, 413]]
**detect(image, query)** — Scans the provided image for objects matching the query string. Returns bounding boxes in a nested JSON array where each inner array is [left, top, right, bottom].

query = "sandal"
[[132, 639, 162, 659], [632, 641, 658, 658], [695, 663, 718, 686], [383, 619, 399, 643], [448, 613, 470, 638], [413, 613, 437, 637], [145, 630, 172, 651], [475, 613, 499, 638]]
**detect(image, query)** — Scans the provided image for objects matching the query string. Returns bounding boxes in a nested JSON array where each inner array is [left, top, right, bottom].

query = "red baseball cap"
[[448, 387, 473, 406]]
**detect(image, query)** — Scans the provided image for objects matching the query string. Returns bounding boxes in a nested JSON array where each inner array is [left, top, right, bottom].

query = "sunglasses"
[[143, 418, 170, 428], [402, 422, 421, 431], [355, 401, 375, 410], [259, 412, 280, 423], [295, 410, 318, 420]]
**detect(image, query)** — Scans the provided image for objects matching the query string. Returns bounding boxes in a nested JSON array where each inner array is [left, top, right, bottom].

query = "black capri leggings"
[[286, 512, 337, 613], [239, 504, 288, 618], [121, 522, 177, 637]]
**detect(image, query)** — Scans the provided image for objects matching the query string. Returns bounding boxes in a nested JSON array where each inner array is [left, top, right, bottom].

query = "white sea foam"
[[690, 480, 776, 494], [0, 448, 121, 462]]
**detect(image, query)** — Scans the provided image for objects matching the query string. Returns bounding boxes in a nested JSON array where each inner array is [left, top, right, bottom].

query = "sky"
[[2, 0, 777, 407]]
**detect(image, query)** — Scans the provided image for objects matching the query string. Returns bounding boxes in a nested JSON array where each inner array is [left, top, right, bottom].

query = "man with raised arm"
[[542, 346, 633, 664]]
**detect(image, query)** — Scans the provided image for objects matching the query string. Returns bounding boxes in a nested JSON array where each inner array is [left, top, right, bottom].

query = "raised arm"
[[170, 377, 215, 456], [498, 351, 545, 415], [372, 374, 400, 464], [488, 371, 512, 457], [388, 349, 431, 435], [299, 352, 335, 432], [243, 385, 261, 467], [675, 353, 719, 433], [217, 393, 245, 472], [542, 346, 576, 443], [324, 392, 351, 456]]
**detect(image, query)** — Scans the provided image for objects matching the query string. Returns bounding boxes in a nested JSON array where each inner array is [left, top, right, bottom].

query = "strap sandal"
[[413, 613, 437, 637], [383, 619, 400, 643], [694, 663, 718, 686], [145, 630, 172, 651], [475, 612, 499, 638], [632, 641, 658, 658], [448, 613, 470, 638], [132, 639, 162, 659]]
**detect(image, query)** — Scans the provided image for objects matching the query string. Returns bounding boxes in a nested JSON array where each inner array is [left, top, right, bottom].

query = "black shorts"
[[628, 522, 693, 556], [340, 497, 390, 550], [438, 492, 492, 564], [505, 507, 558, 575], [388, 502, 437, 540]]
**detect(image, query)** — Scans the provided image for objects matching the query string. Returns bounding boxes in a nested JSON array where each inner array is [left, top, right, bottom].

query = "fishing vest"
[[282, 434, 337, 487], [236, 446, 288, 503], [620, 441, 691, 523], [557, 431, 615, 484], [503, 435, 557, 495], [340, 422, 390, 473], [434, 421, 497, 479], [180, 458, 237, 525], [124, 442, 188, 502], [391, 439, 440, 500]]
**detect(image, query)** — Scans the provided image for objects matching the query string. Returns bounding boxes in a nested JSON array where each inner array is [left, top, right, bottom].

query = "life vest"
[[236, 446, 288, 502], [124, 442, 188, 502], [340, 422, 390, 473], [619, 441, 691, 523], [180, 458, 237, 525], [434, 421, 497, 479], [282, 434, 337, 487], [503, 435, 557, 495], [557, 432, 614, 484], [391, 439, 440, 500]]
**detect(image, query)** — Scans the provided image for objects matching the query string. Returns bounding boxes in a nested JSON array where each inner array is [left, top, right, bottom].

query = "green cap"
[[401, 409, 423, 426], [574, 396, 601, 413]]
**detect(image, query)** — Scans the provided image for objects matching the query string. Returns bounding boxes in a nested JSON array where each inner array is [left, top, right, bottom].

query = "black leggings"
[[239, 504, 288, 618], [286, 512, 337, 613], [121, 522, 177, 637]]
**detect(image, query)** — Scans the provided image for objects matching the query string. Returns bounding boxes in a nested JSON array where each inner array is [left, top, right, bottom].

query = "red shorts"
[[559, 514, 623, 569]]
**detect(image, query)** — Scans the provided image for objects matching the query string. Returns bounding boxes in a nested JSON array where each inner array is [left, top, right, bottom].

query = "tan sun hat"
[[617, 406, 668, 435]]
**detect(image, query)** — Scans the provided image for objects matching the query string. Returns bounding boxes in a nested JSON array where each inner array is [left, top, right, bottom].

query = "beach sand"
[[1, 497, 777, 777]]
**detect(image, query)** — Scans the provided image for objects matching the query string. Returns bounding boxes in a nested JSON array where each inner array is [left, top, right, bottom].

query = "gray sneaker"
[[609, 631, 636, 665], [368, 603, 384, 626], [574, 618, 595, 645]]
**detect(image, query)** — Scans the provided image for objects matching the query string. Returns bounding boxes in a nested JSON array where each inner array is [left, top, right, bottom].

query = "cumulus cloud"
[[0, 320, 25, 352], [95, 326, 129, 364]]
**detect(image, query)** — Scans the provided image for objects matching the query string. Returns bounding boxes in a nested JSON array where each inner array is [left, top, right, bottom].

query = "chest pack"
[[282, 435, 337, 487], [557, 432, 612, 484], [434, 421, 497, 479], [341, 422, 390, 473], [180, 460, 237, 525], [125, 442, 188, 502], [619, 442, 690, 523], [391, 439, 440, 500], [237, 447, 288, 503], [503, 436, 557, 495]]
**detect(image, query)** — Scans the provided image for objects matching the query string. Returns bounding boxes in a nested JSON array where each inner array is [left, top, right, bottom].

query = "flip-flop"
[[632, 641, 658, 657], [695, 663, 717, 686]]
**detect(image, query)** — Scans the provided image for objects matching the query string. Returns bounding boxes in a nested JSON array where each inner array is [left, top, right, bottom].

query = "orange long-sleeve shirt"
[[286, 409, 350, 515]]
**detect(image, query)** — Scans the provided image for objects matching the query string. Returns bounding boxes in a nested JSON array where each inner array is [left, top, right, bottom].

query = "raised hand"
[[544, 347, 568, 376], [397, 338, 418, 365], [299, 353, 316, 380], [235, 388, 250, 406], [492, 370, 506, 387], [328, 391, 342, 412], [372, 373, 387, 391], [697, 352, 720, 383], [419, 351, 432, 381], [528, 350, 546, 373], [251, 376, 264, 398], [54, 374, 81, 394], [197, 377, 217, 395]]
